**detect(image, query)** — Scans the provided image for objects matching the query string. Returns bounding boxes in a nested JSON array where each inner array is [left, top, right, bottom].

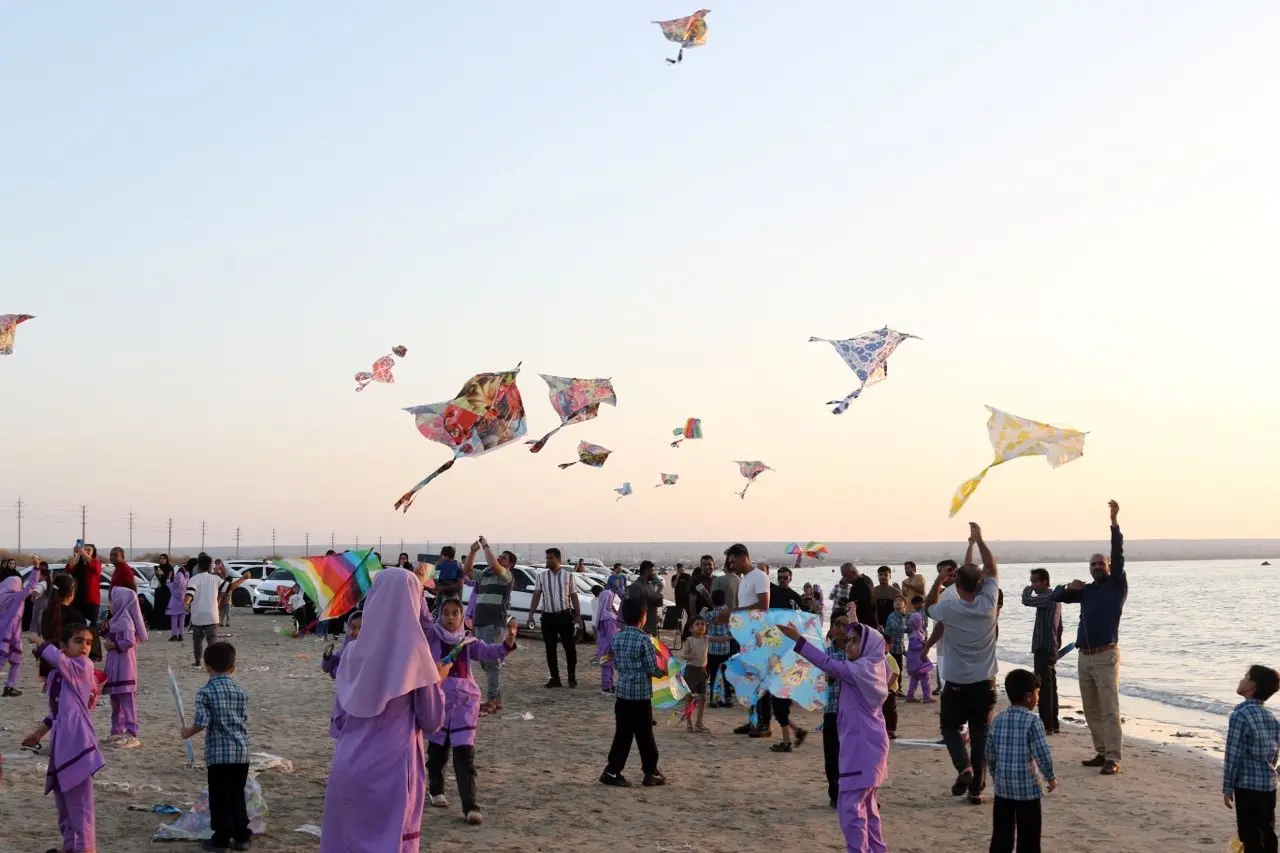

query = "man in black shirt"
[[770, 568, 805, 611]]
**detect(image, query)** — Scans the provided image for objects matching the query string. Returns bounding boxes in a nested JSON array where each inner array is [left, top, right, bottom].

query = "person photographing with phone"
[[462, 536, 516, 713]]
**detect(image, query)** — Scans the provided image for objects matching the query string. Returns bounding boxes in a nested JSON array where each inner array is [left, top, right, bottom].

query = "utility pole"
[[167, 518, 174, 555], [330, 532, 335, 552], [80, 505, 87, 544], [15, 498, 23, 554], [355, 535, 359, 551], [234, 527, 242, 558], [304, 532, 310, 555], [271, 528, 277, 557], [127, 511, 135, 559], [399, 538, 404, 556], [377, 536, 383, 555], [200, 520, 207, 552]]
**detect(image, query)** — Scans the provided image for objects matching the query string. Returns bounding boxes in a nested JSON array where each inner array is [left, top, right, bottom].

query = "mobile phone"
[[74, 539, 83, 550]]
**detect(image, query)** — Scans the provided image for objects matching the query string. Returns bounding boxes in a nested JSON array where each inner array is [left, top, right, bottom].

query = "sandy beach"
[[0, 614, 1240, 853]]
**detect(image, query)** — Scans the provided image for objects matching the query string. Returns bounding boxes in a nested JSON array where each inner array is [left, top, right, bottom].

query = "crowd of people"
[[0, 500, 1277, 853]]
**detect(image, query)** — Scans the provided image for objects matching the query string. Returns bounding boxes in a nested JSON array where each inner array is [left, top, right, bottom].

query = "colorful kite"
[[526, 374, 617, 453], [809, 327, 920, 414], [655, 473, 679, 488], [614, 482, 633, 502], [167, 666, 197, 767], [394, 366, 528, 512], [0, 314, 34, 356], [271, 550, 378, 619], [354, 355, 395, 391], [653, 9, 710, 64], [722, 610, 826, 715], [650, 636, 691, 710], [391, 345, 408, 358], [670, 418, 703, 448], [786, 542, 829, 564], [950, 406, 1087, 516], [733, 460, 772, 499], [558, 441, 612, 470]]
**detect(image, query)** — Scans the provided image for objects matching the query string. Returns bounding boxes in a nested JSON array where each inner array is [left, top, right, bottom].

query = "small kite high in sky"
[[950, 406, 1087, 516], [671, 418, 703, 448], [786, 542, 829, 565], [527, 374, 617, 453], [0, 314, 35, 356], [354, 345, 408, 392], [809, 327, 920, 414], [558, 441, 612, 470], [655, 473, 679, 488], [653, 8, 709, 64], [734, 460, 772, 499], [615, 482, 633, 502], [393, 365, 527, 512]]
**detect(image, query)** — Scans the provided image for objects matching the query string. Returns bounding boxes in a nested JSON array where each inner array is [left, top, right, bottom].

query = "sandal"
[[694, 725, 711, 733], [769, 741, 792, 753]]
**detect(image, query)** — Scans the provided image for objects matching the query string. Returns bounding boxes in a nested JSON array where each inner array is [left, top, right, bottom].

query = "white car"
[[251, 567, 304, 614], [468, 565, 602, 638]]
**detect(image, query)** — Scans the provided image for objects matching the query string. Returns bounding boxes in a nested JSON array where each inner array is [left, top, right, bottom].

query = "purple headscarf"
[[108, 586, 149, 643]]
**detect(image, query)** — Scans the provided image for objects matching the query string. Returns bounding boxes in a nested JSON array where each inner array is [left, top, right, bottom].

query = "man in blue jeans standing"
[[925, 522, 1000, 805]]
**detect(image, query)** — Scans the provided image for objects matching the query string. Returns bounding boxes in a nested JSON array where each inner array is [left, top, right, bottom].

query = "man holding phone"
[[463, 536, 516, 712]]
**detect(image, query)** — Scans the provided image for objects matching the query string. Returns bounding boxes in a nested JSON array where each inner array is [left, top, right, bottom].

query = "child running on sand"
[[986, 669, 1057, 853], [0, 568, 38, 696], [23, 623, 105, 853], [905, 595, 934, 703], [102, 585, 148, 748], [599, 598, 667, 788], [1223, 664, 1280, 853], [677, 617, 710, 733], [182, 642, 252, 852], [781, 620, 890, 853], [425, 598, 518, 825]]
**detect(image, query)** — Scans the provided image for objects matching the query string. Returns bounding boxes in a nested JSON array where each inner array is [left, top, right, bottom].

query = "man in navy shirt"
[[433, 546, 464, 614], [1050, 500, 1127, 776]]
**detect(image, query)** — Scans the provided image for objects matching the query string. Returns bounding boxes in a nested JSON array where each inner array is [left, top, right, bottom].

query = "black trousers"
[[940, 679, 998, 796], [1236, 788, 1278, 853], [882, 692, 898, 735], [427, 740, 477, 814], [707, 653, 728, 701], [990, 796, 1042, 853], [1033, 650, 1059, 732], [540, 611, 577, 681], [771, 696, 793, 728], [755, 693, 773, 729], [725, 639, 740, 701], [78, 603, 102, 661], [605, 698, 659, 776], [207, 763, 252, 847], [822, 712, 840, 804]]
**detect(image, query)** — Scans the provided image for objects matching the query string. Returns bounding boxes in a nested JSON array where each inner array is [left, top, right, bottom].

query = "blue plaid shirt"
[[611, 626, 662, 701], [985, 705, 1054, 800], [823, 642, 849, 714], [1223, 699, 1280, 794], [883, 611, 908, 655], [193, 674, 250, 766], [701, 606, 731, 657]]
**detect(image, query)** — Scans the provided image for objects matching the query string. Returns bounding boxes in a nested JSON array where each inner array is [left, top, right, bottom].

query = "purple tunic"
[[906, 611, 934, 677], [0, 575, 32, 664], [37, 643, 105, 795], [105, 587, 147, 696], [796, 634, 890, 792], [425, 629, 510, 747], [323, 640, 346, 739], [320, 686, 446, 853], [166, 572, 188, 617]]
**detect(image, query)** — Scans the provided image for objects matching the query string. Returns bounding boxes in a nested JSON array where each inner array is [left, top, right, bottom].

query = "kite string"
[[393, 458, 456, 513]]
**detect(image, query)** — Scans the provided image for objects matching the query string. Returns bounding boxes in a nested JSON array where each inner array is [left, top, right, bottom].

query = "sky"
[[3, 2, 1279, 551]]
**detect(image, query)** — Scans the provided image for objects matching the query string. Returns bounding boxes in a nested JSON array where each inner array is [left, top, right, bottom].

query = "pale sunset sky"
[[3, 3, 1278, 550]]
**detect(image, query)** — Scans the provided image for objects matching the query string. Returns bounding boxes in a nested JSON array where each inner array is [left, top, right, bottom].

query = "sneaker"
[[951, 768, 974, 796], [1081, 754, 1106, 767], [464, 810, 483, 825], [599, 771, 631, 787], [968, 794, 984, 805], [748, 727, 773, 739], [104, 734, 124, 745], [733, 723, 753, 735], [428, 794, 448, 808], [643, 772, 667, 787], [119, 736, 142, 749], [600, 689, 615, 697], [769, 741, 792, 753], [1100, 761, 1122, 775], [2, 686, 22, 698], [568, 677, 578, 688], [544, 678, 563, 689], [793, 728, 808, 748]]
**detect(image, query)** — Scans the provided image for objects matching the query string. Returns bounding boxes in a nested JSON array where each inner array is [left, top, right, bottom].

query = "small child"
[[781, 621, 890, 851], [822, 614, 850, 808], [182, 642, 252, 852], [1223, 664, 1280, 853], [883, 643, 900, 740], [986, 668, 1057, 853], [102, 585, 149, 748], [24, 623, 104, 853], [0, 569, 37, 696], [701, 590, 732, 707], [677, 617, 710, 733], [321, 613, 362, 679], [599, 598, 667, 788], [905, 595, 935, 703], [425, 598, 518, 825], [595, 583, 620, 695], [883, 596, 908, 698], [167, 568, 188, 641]]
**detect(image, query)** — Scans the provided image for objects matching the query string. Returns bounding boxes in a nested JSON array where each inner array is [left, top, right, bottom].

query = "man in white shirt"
[[527, 547, 583, 688], [716, 544, 772, 737], [184, 553, 225, 668]]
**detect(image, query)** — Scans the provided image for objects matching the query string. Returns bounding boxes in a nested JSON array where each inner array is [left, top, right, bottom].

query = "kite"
[[393, 365, 527, 512], [0, 314, 34, 356], [391, 345, 407, 358], [557, 441, 612, 470], [354, 345, 408, 391], [733, 460, 772, 499], [650, 636, 690, 710], [167, 666, 197, 767], [809, 327, 920, 414], [614, 482, 633, 502], [526, 374, 617, 453], [653, 9, 709, 64], [786, 542, 829, 565], [950, 406, 1087, 516], [655, 473, 679, 487], [670, 418, 703, 448], [271, 550, 378, 620], [722, 610, 826, 715]]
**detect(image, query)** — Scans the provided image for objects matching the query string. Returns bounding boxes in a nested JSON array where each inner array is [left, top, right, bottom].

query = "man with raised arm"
[[1050, 500, 1127, 775], [924, 522, 1000, 805]]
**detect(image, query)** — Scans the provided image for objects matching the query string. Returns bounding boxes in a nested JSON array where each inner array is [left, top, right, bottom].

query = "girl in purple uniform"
[[102, 585, 148, 747]]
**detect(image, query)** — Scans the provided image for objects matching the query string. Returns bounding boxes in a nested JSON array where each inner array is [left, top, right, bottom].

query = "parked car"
[[250, 567, 304, 614]]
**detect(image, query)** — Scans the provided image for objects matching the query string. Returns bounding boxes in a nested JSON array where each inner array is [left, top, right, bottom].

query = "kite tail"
[[828, 388, 862, 415], [736, 481, 755, 499], [948, 465, 993, 517], [557, 461, 577, 470], [354, 373, 373, 392], [394, 458, 456, 513], [670, 439, 683, 448], [525, 426, 561, 453]]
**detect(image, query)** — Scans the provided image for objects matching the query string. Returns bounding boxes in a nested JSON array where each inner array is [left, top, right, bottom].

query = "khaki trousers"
[[1077, 646, 1122, 761]]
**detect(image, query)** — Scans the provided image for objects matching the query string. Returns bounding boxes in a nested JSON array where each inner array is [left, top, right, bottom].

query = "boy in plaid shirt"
[[182, 642, 251, 851], [1223, 664, 1280, 853], [599, 598, 666, 789], [701, 589, 733, 707], [821, 613, 850, 807], [986, 668, 1056, 853]]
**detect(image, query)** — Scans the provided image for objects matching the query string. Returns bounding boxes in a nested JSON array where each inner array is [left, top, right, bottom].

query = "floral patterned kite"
[[950, 406, 1086, 516], [734, 460, 772, 499], [393, 365, 527, 512], [527, 374, 617, 453], [0, 314, 35, 356], [809, 327, 919, 414], [653, 9, 710, 65], [354, 345, 408, 392], [557, 441, 612, 470]]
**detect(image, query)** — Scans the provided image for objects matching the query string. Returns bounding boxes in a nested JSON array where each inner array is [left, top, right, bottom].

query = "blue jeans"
[[475, 623, 505, 701]]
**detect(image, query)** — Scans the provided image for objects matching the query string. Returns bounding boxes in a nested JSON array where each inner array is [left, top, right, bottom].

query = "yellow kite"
[[950, 407, 1086, 516]]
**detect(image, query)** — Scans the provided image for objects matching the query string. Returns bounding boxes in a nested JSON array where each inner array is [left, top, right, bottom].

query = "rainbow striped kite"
[[786, 542, 829, 561], [671, 418, 703, 448], [650, 636, 690, 710], [271, 550, 377, 620]]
